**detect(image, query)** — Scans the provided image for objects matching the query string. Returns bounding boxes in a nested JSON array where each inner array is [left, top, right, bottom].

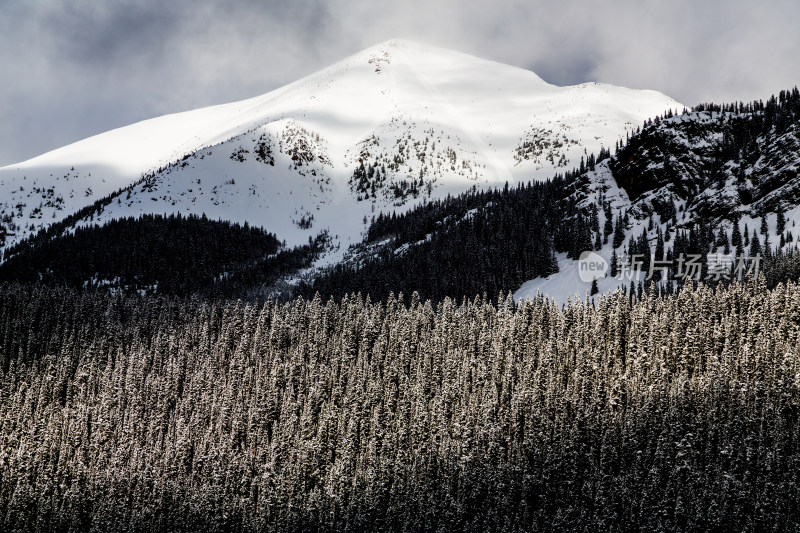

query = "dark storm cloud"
[[1, 0, 798, 166], [45, 3, 180, 67]]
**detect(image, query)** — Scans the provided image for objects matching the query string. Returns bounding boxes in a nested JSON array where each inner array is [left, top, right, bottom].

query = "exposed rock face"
[[609, 100, 800, 225]]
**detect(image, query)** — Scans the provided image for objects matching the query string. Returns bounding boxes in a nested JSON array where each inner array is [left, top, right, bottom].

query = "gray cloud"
[[1, 0, 797, 166]]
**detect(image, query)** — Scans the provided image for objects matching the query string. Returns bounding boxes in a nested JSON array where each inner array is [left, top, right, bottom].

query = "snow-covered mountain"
[[516, 93, 800, 302], [0, 39, 680, 260]]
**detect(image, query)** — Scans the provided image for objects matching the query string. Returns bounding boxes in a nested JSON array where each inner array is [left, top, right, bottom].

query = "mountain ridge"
[[4, 87, 800, 304], [0, 39, 681, 260]]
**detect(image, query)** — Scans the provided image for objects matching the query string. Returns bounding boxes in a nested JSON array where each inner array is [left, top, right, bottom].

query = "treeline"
[[691, 87, 800, 134], [303, 179, 585, 302], [621, 86, 800, 170], [1, 281, 799, 531], [0, 178, 578, 304], [307, 88, 800, 304], [613, 87, 800, 203], [0, 213, 325, 298]]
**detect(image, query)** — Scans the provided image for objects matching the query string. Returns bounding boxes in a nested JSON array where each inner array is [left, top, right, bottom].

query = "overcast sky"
[[1, 0, 798, 166]]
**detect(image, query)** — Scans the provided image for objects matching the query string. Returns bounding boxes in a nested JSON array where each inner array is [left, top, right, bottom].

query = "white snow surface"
[[0, 40, 681, 260]]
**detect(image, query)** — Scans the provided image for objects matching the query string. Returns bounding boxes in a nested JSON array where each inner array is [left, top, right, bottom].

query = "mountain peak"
[[0, 42, 681, 256], [339, 38, 551, 87]]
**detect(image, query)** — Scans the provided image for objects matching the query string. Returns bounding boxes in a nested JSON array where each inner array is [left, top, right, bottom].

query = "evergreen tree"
[[732, 221, 742, 247], [603, 205, 613, 244], [613, 213, 626, 248], [750, 230, 762, 256], [777, 208, 786, 234], [610, 249, 619, 277]]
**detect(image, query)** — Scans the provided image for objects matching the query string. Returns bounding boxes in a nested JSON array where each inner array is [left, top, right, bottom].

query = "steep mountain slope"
[[0, 39, 680, 258], [279, 89, 800, 305], [610, 97, 800, 219], [6, 82, 800, 305], [517, 90, 800, 302]]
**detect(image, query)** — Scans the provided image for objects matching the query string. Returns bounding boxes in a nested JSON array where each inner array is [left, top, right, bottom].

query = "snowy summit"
[[0, 39, 681, 261]]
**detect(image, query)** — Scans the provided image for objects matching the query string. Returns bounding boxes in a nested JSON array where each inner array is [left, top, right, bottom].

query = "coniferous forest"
[[302, 180, 566, 302], [2, 89, 800, 532], [1, 281, 799, 531], [0, 214, 327, 299]]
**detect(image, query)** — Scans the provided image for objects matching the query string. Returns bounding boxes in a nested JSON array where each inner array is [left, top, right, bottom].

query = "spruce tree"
[[777, 208, 786, 234], [613, 213, 626, 248]]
